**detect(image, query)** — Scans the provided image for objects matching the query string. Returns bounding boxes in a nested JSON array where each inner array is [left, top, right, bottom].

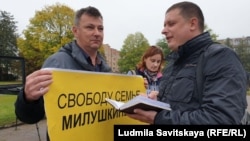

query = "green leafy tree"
[[224, 38, 233, 48], [204, 24, 218, 41], [0, 11, 20, 80], [156, 37, 170, 57], [17, 3, 75, 74], [118, 32, 150, 73], [0, 11, 19, 56], [155, 37, 170, 68]]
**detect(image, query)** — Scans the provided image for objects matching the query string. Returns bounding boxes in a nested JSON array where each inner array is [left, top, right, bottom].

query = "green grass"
[[0, 95, 17, 127], [0, 81, 22, 85]]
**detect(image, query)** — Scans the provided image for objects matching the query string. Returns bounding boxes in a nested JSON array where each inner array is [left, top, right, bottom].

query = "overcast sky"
[[1, 0, 250, 50]]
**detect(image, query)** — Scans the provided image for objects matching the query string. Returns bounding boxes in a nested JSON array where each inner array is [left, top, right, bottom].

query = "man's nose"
[[93, 28, 101, 35], [161, 27, 168, 35]]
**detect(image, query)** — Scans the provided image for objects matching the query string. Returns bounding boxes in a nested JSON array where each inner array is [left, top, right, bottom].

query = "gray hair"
[[74, 6, 103, 26]]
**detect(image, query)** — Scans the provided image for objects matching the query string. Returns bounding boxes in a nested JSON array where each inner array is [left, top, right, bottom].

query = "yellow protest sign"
[[43, 68, 147, 141]]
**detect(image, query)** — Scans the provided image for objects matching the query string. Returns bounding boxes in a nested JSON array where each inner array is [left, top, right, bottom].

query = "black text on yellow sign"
[[43, 68, 147, 141]]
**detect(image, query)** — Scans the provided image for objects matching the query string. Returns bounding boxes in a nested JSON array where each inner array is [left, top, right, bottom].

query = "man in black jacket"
[[15, 6, 111, 141], [127, 1, 248, 124]]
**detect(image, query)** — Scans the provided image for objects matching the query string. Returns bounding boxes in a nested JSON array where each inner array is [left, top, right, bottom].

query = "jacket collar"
[[177, 32, 213, 59], [60, 40, 105, 65], [59, 40, 111, 72]]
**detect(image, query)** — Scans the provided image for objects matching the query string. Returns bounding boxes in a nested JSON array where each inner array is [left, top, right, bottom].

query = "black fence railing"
[[0, 56, 25, 95]]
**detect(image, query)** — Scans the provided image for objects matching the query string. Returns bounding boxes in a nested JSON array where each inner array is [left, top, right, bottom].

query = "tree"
[[156, 38, 171, 57], [224, 38, 233, 48], [118, 32, 150, 73], [0, 11, 19, 56], [17, 3, 75, 74], [155, 37, 171, 68], [204, 24, 218, 41], [0, 11, 20, 80]]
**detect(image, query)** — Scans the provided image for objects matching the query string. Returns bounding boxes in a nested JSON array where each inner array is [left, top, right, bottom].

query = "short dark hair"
[[166, 1, 204, 31], [74, 6, 103, 25]]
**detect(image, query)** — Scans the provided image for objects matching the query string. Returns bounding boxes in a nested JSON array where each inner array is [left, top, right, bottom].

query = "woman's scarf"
[[143, 69, 158, 84]]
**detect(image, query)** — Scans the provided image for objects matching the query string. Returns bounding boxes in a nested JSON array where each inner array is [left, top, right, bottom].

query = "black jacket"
[[155, 32, 248, 124]]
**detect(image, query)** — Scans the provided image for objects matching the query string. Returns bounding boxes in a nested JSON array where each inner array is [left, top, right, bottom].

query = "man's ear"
[[189, 17, 199, 31], [72, 26, 78, 38]]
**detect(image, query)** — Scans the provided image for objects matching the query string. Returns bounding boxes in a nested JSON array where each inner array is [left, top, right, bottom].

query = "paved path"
[[0, 119, 47, 141], [0, 96, 250, 141]]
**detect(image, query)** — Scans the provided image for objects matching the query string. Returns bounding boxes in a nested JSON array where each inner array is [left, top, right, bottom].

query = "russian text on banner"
[[43, 68, 147, 141]]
